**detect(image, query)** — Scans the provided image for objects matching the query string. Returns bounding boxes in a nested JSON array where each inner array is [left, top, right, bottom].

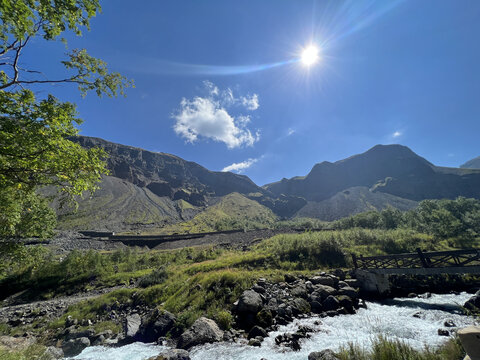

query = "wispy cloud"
[[172, 82, 260, 149], [392, 131, 402, 138], [287, 128, 296, 136], [222, 158, 259, 173]]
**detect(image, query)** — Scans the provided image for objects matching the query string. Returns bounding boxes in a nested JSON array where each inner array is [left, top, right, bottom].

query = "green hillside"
[[157, 192, 277, 234]]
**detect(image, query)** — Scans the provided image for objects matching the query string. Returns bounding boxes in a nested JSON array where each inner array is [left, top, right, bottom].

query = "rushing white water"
[[70, 293, 478, 360]]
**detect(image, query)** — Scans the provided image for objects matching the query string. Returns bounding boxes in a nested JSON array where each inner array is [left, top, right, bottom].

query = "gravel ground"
[[0, 286, 127, 326], [29, 230, 127, 254]]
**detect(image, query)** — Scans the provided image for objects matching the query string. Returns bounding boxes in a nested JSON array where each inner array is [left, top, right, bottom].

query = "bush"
[[137, 267, 168, 288], [215, 310, 234, 330]]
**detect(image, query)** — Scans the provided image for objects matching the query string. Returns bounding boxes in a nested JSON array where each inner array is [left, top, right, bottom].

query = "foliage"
[[0, 0, 133, 239], [137, 267, 168, 288], [337, 335, 465, 360], [334, 197, 480, 246], [160, 193, 277, 234]]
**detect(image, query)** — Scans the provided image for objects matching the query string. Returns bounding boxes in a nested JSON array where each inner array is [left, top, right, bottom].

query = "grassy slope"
[[1, 228, 476, 359], [155, 192, 277, 234]]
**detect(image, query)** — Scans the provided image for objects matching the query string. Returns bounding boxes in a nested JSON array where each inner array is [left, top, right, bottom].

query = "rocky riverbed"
[[69, 292, 478, 360], [2, 270, 479, 360]]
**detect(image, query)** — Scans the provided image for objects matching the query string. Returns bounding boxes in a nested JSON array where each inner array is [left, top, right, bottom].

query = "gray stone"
[[139, 310, 176, 342], [290, 298, 311, 315], [148, 349, 191, 360], [338, 286, 358, 299], [312, 285, 337, 301], [177, 317, 223, 350], [311, 276, 337, 287], [308, 349, 340, 360], [237, 290, 263, 314], [248, 325, 267, 339], [322, 296, 340, 312], [62, 337, 90, 357], [43, 346, 64, 360], [291, 284, 308, 298], [124, 313, 142, 340]]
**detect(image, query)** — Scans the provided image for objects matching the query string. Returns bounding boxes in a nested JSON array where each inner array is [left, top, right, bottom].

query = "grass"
[[1, 227, 478, 351], [158, 192, 277, 234], [337, 335, 465, 360], [0, 344, 49, 360]]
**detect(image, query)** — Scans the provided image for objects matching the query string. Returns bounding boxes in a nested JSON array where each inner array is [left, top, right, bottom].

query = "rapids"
[[70, 292, 478, 360]]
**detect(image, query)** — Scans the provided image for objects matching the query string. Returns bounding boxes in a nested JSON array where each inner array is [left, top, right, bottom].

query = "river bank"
[[69, 292, 477, 360]]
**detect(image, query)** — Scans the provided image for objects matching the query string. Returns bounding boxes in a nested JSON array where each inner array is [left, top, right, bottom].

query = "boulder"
[[291, 284, 308, 298], [256, 308, 273, 327], [248, 338, 262, 347], [310, 301, 323, 314], [464, 295, 480, 312], [124, 313, 142, 341], [177, 317, 223, 350], [148, 349, 190, 360], [311, 276, 336, 287], [308, 349, 340, 360], [322, 296, 340, 312], [252, 285, 266, 294], [248, 325, 268, 339], [338, 286, 358, 299], [290, 298, 311, 315], [43, 346, 64, 360], [139, 310, 176, 342], [337, 295, 355, 314], [312, 285, 337, 301], [62, 337, 90, 357], [237, 290, 263, 314]]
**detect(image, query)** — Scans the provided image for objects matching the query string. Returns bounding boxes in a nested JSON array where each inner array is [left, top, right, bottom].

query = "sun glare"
[[301, 45, 320, 66]]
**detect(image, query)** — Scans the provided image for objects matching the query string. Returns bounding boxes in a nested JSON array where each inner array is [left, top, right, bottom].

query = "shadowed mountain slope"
[[58, 138, 480, 231], [294, 186, 418, 221], [264, 144, 480, 202], [461, 156, 480, 169]]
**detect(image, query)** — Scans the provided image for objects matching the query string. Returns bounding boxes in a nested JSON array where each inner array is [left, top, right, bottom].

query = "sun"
[[300, 45, 320, 66]]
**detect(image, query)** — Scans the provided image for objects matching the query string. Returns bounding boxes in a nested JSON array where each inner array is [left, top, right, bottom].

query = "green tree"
[[0, 0, 133, 238]]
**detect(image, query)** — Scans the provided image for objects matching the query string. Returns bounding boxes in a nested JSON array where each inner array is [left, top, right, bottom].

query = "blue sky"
[[23, 0, 480, 185]]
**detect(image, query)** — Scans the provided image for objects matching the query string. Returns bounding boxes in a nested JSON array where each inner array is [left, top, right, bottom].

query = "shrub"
[[137, 267, 168, 288]]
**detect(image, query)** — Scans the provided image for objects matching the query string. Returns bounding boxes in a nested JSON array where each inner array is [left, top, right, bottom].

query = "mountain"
[[294, 186, 418, 221], [60, 136, 303, 232], [57, 138, 480, 231], [74, 136, 263, 206], [264, 144, 480, 202], [461, 156, 480, 169]]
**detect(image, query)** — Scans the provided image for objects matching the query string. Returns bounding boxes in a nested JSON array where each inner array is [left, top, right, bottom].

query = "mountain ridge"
[[59, 136, 480, 231]]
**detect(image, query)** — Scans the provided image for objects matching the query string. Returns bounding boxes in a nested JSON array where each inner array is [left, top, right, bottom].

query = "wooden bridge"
[[352, 248, 480, 294], [352, 248, 480, 275]]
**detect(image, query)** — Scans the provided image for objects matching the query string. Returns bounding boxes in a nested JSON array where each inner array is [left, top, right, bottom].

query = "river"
[[70, 292, 478, 360]]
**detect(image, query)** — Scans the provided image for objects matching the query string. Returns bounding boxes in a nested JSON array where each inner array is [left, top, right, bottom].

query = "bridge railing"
[[352, 248, 480, 270]]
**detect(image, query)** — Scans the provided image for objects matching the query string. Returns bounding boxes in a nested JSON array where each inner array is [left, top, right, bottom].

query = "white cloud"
[[392, 131, 402, 138], [173, 82, 260, 149], [241, 94, 259, 110], [287, 128, 295, 136], [222, 158, 259, 173]]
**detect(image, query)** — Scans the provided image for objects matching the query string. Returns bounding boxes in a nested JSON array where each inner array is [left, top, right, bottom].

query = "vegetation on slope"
[[157, 192, 277, 234], [334, 197, 480, 247]]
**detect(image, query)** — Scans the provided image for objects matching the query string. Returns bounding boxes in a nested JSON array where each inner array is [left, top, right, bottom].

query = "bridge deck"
[[352, 248, 480, 275]]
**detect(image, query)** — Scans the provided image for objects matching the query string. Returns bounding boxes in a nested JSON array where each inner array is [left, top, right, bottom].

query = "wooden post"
[[352, 254, 358, 269], [416, 248, 429, 268]]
